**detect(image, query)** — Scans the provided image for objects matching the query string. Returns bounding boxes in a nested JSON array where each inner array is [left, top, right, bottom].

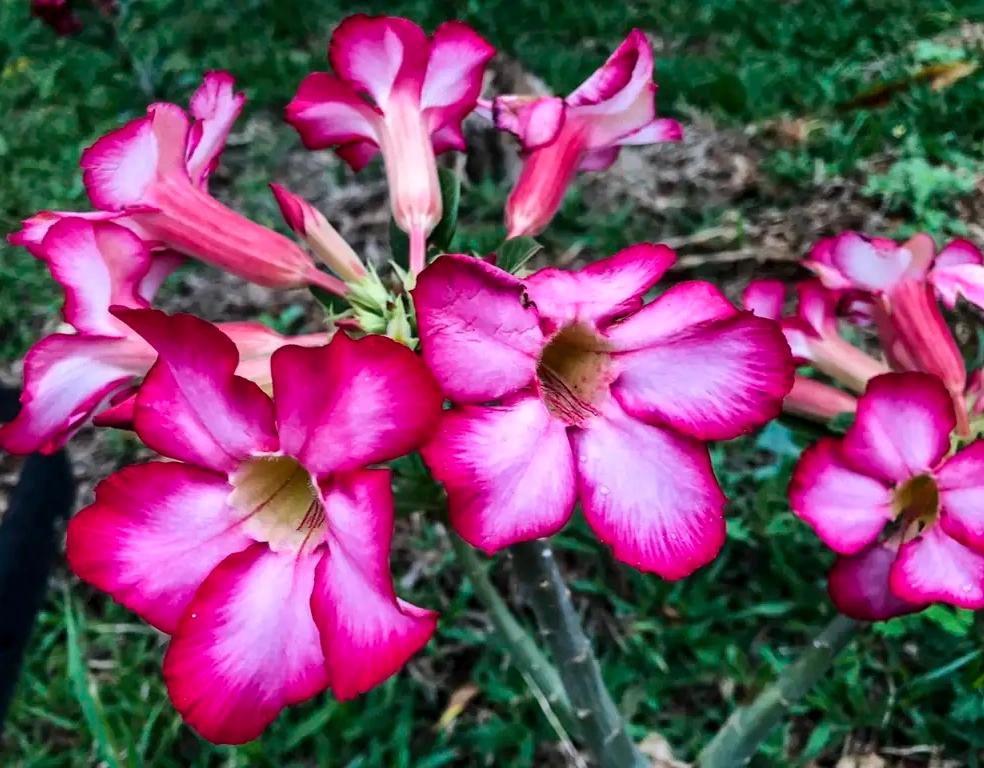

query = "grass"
[[3, 0, 984, 765]]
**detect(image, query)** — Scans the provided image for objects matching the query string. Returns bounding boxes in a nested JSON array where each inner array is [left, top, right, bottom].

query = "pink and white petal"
[[827, 541, 926, 621], [525, 243, 676, 330], [795, 279, 837, 337], [117, 309, 278, 472], [742, 279, 785, 321], [66, 462, 252, 634], [830, 232, 911, 292], [412, 254, 543, 402], [611, 305, 793, 440], [420, 21, 495, 131], [788, 437, 894, 554], [163, 545, 328, 745], [285, 73, 381, 152], [137, 250, 185, 302], [421, 393, 577, 552], [312, 469, 437, 699], [936, 441, 984, 552], [335, 140, 381, 172], [9, 210, 123, 258], [430, 121, 467, 154], [567, 30, 654, 111], [42, 218, 151, 335], [842, 372, 955, 485], [91, 389, 137, 429], [272, 333, 442, 476], [492, 96, 567, 150], [577, 146, 621, 172], [890, 525, 984, 609], [186, 70, 246, 186], [584, 83, 657, 149], [328, 14, 430, 110], [935, 238, 983, 269], [928, 263, 984, 312], [573, 404, 727, 578], [803, 236, 853, 291], [615, 117, 683, 146], [0, 334, 153, 455]]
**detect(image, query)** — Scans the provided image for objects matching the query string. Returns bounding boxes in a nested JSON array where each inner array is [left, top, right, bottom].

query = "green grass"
[[4, 0, 984, 765]]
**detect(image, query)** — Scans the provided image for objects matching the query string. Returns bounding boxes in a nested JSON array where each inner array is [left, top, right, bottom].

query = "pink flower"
[[0, 219, 323, 455], [286, 15, 495, 274], [412, 246, 793, 577], [66, 309, 444, 744], [481, 31, 682, 238], [790, 372, 984, 612], [9, 72, 342, 294]]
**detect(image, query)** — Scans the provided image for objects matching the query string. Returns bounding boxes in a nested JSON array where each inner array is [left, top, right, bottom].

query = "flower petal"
[[936, 441, 984, 552], [936, 238, 983, 269], [413, 254, 543, 402], [272, 333, 442, 476], [163, 545, 328, 744], [525, 243, 675, 331], [572, 404, 726, 578], [312, 469, 437, 699], [285, 73, 381, 155], [420, 21, 495, 132], [827, 540, 926, 621], [0, 334, 153, 455], [789, 437, 894, 554], [742, 279, 785, 321], [608, 281, 793, 440], [422, 392, 577, 552], [137, 250, 185, 303], [795, 279, 838, 337], [8, 209, 130, 259], [335, 139, 380, 171], [830, 232, 911, 292], [615, 117, 683, 146], [118, 309, 278, 473], [577, 146, 621, 172], [929, 262, 984, 312], [66, 462, 252, 633], [42, 218, 151, 335], [841, 372, 955, 485], [567, 30, 654, 113], [186, 71, 246, 187], [492, 96, 567, 151], [328, 14, 430, 110], [890, 525, 984, 609]]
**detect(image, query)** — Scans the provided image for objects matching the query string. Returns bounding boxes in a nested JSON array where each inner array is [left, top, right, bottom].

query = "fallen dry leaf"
[[434, 683, 480, 732], [838, 60, 980, 110], [638, 732, 690, 768]]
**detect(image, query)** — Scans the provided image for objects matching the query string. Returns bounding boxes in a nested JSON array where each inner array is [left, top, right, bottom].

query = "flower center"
[[229, 455, 326, 554], [893, 473, 940, 531], [536, 323, 613, 425]]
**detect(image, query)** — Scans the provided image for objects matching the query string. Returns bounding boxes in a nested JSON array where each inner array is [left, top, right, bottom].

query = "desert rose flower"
[[480, 31, 682, 237], [412, 245, 793, 578], [286, 14, 495, 275], [9, 72, 343, 294], [67, 310, 444, 743], [790, 372, 984, 616], [0, 219, 322, 455]]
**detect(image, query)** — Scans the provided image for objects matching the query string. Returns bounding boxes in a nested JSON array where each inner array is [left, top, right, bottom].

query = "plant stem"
[[510, 540, 649, 768], [699, 615, 861, 768], [447, 533, 579, 737]]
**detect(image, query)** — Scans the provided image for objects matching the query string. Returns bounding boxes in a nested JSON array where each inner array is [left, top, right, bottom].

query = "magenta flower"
[[286, 15, 495, 274], [412, 246, 793, 577], [790, 372, 984, 617], [0, 219, 323, 455], [480, 31, 682, 238], [66, 309, 443, 744], [9, 72, 342, 293]]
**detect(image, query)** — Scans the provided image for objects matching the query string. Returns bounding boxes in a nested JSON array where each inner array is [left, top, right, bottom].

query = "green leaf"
[[827, 410, 856, 434], [923, 604, 975, 636], [495, 236, 543, 274], [429, 168, 462, 252]]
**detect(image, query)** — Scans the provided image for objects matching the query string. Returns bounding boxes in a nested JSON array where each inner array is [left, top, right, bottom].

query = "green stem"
[[510, 540, 649, 768], [699, 615, 861, 768], [447, 534, 579, 737]]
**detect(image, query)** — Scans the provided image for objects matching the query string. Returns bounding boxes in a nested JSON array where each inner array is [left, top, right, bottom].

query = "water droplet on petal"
[[190, 613, 198, 619], [962, 583, 974, 594], [599, 486, 610, 495]]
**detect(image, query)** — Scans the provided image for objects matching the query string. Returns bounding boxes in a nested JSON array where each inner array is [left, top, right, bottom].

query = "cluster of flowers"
[[7, 10, 984, 747]]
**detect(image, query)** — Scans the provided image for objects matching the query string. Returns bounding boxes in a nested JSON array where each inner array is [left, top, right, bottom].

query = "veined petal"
[[8, 209, 131, 259], [312, 470, 437, 699], [420, 21, 495, 132], [42, 218, 151, 335], [841, 373, 955, 485], [413, 254, 543, 402], [421, 393, 577, 552], [272, 333, 442, 476], [615, 117, 683, 146], [890, 525, 984, 609], [0, 333, 154, 455], [66, 462, 252, 634], [163, 545, 328, 745], [118, 309, 278, 473], [186, 71, 246, 187], [936, 441, 984, 552], [525, 244, 675, 331], [584, 82, 657, 149], [567, 30, 654, 113], [285, 73, 381, 155], [827, 541, 926, 621], [742, 279, 785, 321], [830, 232, 911, 292], [789, 437, 893, 554], [572, 404, 726, 578], [610, 285, 792, 441]]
